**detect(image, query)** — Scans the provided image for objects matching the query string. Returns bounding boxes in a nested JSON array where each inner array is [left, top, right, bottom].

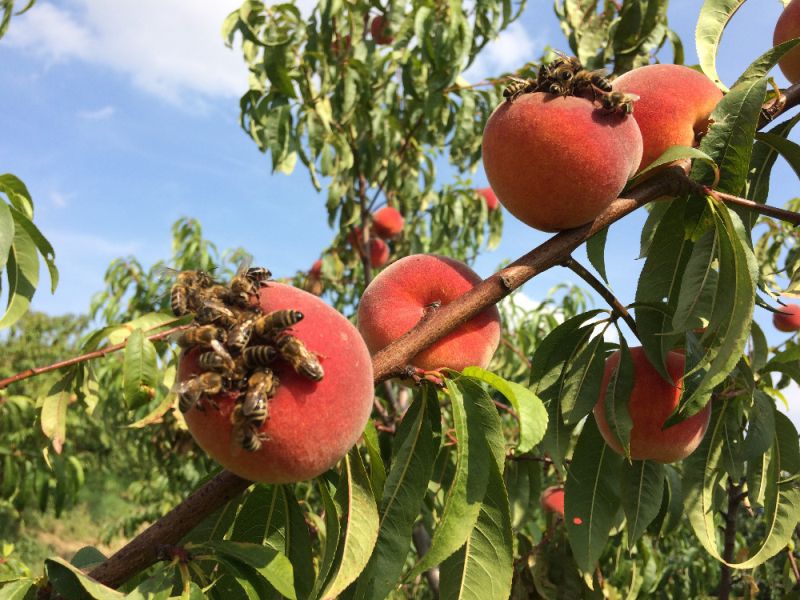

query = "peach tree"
[[1, 0, 800, 599]]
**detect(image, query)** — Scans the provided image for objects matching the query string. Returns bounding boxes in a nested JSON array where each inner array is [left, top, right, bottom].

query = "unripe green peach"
[[612, 64, 723, 170], [482, 93, 642, 232]]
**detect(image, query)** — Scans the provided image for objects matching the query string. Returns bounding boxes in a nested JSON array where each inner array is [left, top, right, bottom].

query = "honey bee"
[[242, 345, 278, 368], [503, 76, 538, 102], [195, 298, 238, 328], [157, 267, 217, 316], [570, 68, 613, 102], [230, 404, 268, 452], [276, 334, 324, 381], [242, 369, 278, 429], [253, 310, 304, 338], [598, 90, 639, 114], [175, 324, 223, 348], [228, 259, 271, 307], [227, 315, 257, 354], [178, 372, 223, 413]]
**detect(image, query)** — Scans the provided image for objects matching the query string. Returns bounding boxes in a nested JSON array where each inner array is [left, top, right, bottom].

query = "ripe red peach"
[[370, 15, 394, 45], [476, 187, 499, 211], [774, 0, 800, 84], [309, 259, 322, 278], [540, 486, 565, 516], [612, 64, 723, 170], [369, 238, 389, 268], [482, 93, 642, 232], [357, 254, 501, 371], [180, 283, 374, 483], [372, 206, 404, 239], [593, 347, 711, 463], [773, 303, 800, 332]]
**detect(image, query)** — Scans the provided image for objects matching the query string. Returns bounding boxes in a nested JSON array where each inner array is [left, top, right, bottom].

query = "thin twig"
[[562, 256, 639, 337], [0, 322, 190, 390], [719, 478, 743, 600], [787, 546, 800, 584], [499, 337, 532, 368]]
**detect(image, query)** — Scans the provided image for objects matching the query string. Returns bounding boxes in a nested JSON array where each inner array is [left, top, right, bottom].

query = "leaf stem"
[[562, 256, 639, 338]]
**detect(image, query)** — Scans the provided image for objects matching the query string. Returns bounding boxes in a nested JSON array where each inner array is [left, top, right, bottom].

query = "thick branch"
[[88, 470, 251, 588], [562, 256, 639, 337], [0, 322, 190, 390]]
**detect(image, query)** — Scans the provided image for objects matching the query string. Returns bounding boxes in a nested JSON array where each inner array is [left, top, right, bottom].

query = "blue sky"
[[1, 0, 798, 415]]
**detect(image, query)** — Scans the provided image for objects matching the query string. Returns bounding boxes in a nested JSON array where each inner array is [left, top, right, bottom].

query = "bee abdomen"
[[243, 345, 278, 368]]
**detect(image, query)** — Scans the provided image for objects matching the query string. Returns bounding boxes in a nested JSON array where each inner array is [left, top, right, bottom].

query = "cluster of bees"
[[168, 265, 324, 452], [503, 53, 639, 114]]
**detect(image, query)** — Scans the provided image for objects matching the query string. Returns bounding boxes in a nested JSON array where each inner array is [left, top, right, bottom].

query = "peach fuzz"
[[773, 303, 800, 332], [613, 64, 723, 170], [482, 93, 642, 232], [357, 254, 501, 371], [774, 0, 800, 84], [372, 206, 404, 239], [180, 283, 374, 483], [593, 347, 711, 463]]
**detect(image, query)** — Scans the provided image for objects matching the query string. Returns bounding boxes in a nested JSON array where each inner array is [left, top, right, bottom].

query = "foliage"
[[1, 0, 800, 599]]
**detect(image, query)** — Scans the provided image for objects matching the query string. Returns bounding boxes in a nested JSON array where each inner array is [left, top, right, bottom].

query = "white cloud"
[[464, 21, 544, 81], [49, 191, 72, 208], [78, 105, 115, 120], [6, 1, 249, 104], [48, 231, 141, 257]]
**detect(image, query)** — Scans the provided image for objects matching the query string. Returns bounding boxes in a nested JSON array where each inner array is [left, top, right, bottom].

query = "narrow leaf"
[[621, 460, 665, 549], [695, 0, 746, 90], [122, 328, 158, 410]]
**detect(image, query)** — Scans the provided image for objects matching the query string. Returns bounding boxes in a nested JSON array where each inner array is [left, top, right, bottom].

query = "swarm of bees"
[[502, 52, 639, 115], [166, 263, 324, 453]]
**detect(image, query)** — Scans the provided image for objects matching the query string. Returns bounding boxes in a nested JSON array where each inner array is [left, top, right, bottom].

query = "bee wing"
[[153, 264, 180, 280], [234, 255, 254, 276]]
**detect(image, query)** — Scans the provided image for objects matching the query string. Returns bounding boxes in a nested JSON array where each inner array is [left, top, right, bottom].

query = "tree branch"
[[718, 478, 743, 600], [562, 256, 639, 337], [0, 322, 190, 390]]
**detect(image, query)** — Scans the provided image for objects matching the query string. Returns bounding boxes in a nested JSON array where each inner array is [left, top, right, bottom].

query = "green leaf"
[[0, 174, 33, 217], [694, 76, 767, 195], [734, 37, 800, 87], [182, 495, 239, 545], [122, 328, 159, 410], [71, 546, 108, 570], [439, 460, 513, 600], [620, 461, 665, 549], [0, 580, 33, 600], [41, 371, 72, 454], [361, 420, 386, 502], [124, 568, 174, 600], [559, 334, 608, 426], [685, 400, 800, 567], [0, 224, 39, 329], [603, 340, 634, 458], [631, 145, 718, 186], [746, 113, 800, 209], [755, 132, 800, 180], [319, 450, 379, 600], [586, 227, 609, 284], [45, 556, 124, 599], [565, 418, 624, 574], [352, 388, 437, 600], [740, 390, 775, 461], [0, 202, 15, 274], [206, 541, 296, 600], [672, 228, 719, 331], [695, 0, 746, 90], [462, 367, 548, 452], [635, 200, 693, 381], [312, 481, 340, 600], [676, 206, 756, 416], [9, 205, 58, 293], [408, 378, 504, 579], [281, 486, 315, 600], [230, 484, 277, 544]]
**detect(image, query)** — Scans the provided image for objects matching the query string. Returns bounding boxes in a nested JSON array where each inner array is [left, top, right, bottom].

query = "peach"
[[369, 238, 389, 268], [180, 283, 374, 483], [309, 259, 322, 278], [540, 486, 565, 516], [357, 254, 501, 371], [482, 93, 642, 231], [775, 0, 800, 84], [476, 187, 499, 211], [372, 206, 404, 239], [613, 64, 723, 170], [773, 303, 800, 332], [370, 15, 393, 45], [593, 347, 711, 463]]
